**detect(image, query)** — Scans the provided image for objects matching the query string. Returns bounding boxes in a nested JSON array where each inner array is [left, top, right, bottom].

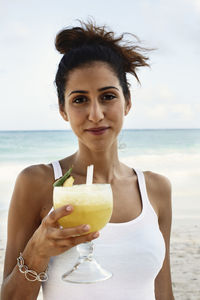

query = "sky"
[[0, 0, 200, 130]]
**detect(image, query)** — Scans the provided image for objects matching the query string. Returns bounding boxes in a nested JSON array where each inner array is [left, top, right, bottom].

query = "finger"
[[49, 224, 91, 240], [70, 231, 100, 246], [44, 205, 74, 226], [55, 231, 100, 248]]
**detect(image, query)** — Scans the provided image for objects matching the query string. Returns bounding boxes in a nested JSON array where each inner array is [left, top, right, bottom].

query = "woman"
[[1, 20, 174, 299]]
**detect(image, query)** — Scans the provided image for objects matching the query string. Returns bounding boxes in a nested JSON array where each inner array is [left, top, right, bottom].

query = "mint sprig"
[[53, 167, 73, 187]]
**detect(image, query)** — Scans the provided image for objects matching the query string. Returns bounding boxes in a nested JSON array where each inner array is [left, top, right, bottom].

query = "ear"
[[59, 105, 68, 121], [124, 98, 132, 116]]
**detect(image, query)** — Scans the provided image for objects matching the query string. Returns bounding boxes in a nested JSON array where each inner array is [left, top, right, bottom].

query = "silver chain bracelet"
[[17, 252, 48, 282]]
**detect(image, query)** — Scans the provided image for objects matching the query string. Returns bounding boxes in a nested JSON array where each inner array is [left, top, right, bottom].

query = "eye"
[[102, 94, 116, 101], [72, 96, 88, 104]]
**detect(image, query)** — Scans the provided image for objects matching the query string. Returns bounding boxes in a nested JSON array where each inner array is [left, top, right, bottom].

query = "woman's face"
[[60, 61, 131, 152]]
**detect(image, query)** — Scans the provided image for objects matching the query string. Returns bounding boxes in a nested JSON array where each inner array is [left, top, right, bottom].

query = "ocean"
[[0, 129, 200, 218]]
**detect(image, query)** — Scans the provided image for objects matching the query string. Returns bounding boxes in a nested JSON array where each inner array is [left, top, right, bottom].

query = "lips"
[[85, 127, 110, 132], [85, 126, 110, 135]]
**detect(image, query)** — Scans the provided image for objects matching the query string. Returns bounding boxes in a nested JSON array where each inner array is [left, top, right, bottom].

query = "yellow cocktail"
[[53, 184, 113, 233], [53, 183, 113, 283]]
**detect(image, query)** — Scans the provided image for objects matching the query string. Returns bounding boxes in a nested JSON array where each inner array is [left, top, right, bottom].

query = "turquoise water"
[[0, 129, 200, 214], [0, 129, 199, 163]]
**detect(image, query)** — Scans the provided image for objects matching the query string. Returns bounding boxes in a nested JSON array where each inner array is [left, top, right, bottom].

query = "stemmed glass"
[[53, 183, 113, 283]]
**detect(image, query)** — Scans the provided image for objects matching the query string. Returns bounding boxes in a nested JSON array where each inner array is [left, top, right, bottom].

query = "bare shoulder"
[[18, 163, 53, 182], [13, 163, 54, 220], [16, 163, 54, 198], [143, 170, 171, 195], [143, 170, 172, 221]]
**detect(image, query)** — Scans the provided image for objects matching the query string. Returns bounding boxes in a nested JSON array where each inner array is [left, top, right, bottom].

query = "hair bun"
[[55, 27, 87, 54], [55, 19, 116, 54]]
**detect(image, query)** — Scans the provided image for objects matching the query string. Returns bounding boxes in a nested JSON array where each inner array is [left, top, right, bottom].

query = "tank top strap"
[[48, 161, 63, 216], [52, 161, 63, 180], [133, 168, 157, 219]]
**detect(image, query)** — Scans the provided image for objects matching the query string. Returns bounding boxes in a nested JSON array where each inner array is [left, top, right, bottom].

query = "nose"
[[88, 101, 104, 123]]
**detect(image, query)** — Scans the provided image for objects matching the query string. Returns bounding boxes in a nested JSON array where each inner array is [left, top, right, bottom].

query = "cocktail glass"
[[53, 183, 113, 283]]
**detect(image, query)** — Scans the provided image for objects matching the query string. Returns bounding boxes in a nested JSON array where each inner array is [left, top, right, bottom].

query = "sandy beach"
[[0, 210, 200, 299]]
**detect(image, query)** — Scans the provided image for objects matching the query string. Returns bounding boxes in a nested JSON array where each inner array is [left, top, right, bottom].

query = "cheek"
[[107, 102, 125, 119], [68, 108, 86, 127]]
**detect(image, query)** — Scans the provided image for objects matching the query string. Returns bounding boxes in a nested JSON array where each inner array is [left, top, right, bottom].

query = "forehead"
[[66, 62, 121, 90]]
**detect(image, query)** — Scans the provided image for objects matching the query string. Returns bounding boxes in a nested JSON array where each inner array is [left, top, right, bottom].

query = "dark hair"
[[55, 19, 151, 106]]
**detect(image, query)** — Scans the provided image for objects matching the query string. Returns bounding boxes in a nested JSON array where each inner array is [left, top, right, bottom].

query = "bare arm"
[[148, 172, 175, 300], [1, 165, 99, 300]]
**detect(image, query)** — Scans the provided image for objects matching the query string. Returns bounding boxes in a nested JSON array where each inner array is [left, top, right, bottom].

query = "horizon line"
[[0, 128, 200, 132]]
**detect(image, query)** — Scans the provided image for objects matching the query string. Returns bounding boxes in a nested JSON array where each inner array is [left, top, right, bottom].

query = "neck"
[[71, 144, 122, 183]]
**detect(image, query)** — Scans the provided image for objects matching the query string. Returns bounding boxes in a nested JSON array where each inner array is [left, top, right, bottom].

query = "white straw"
[[86, 165, 94, 185]]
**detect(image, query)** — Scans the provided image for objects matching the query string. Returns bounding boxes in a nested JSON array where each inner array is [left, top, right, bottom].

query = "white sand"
[[0, 210, 200, 299], [170, 217, 200, 299]]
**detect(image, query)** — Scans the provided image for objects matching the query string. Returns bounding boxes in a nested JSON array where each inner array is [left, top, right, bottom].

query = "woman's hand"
[[25, 205, 99, 259]]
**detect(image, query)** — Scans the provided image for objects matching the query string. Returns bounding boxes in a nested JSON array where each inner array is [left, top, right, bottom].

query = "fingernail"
[[92, 232, 99, 238], [66, 205, 72, 211], [83, 225, 90, 231]]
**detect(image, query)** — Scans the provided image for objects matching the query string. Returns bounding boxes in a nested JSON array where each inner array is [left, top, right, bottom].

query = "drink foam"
[[54, 184, 112, 206]]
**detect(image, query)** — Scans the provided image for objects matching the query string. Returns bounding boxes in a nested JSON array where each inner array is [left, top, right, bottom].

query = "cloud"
[[145, 104, 168, 120], [132, 84, 175, 103], [187, 0, 200, 13], [171, 104, 194, 120], [124, 102, 200, 129], [144, 103, 197, 122]]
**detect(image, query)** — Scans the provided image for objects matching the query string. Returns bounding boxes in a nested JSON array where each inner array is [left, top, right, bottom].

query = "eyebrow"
[[68, 86, 119, 96]]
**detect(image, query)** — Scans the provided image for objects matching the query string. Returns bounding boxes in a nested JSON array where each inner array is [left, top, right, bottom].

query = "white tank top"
[[42, 161, 166, 300]]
